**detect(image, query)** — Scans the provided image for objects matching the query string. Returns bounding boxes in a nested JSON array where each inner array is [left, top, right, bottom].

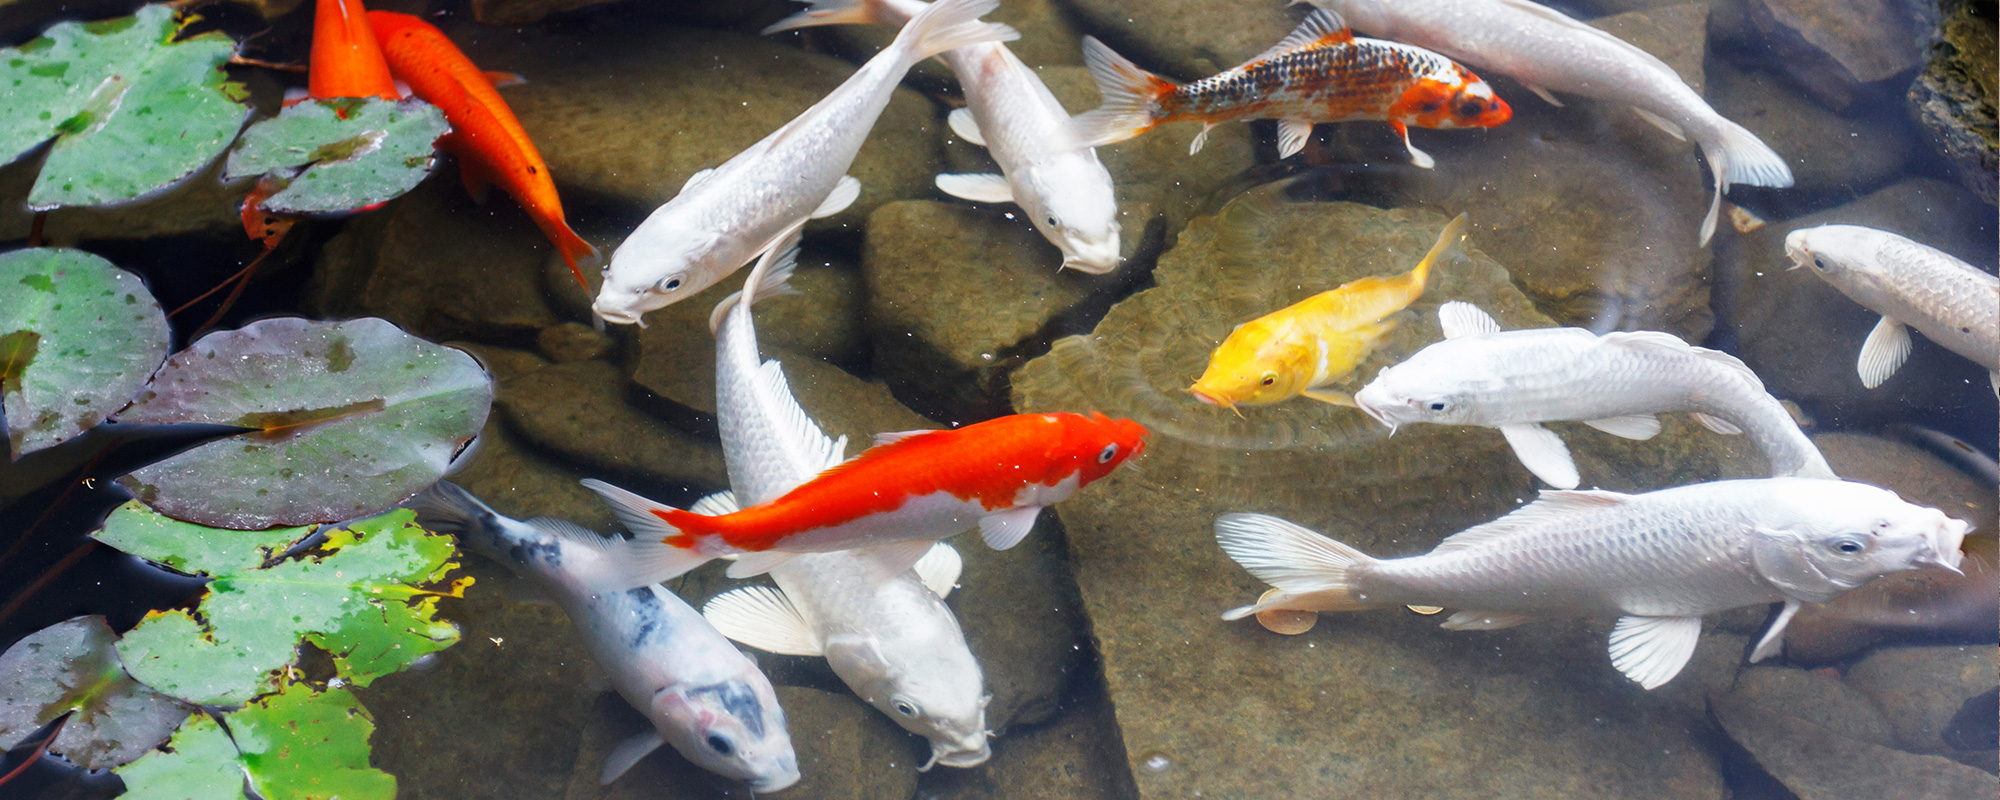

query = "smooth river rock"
[[1714, 689, 2000, 799], [1747, 0, 1933, 108], [1846, 645, 2000, 769]]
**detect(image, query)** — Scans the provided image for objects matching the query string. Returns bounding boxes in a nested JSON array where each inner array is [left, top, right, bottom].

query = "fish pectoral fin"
[[947, 107, 987, 147], [1440, 610, 1536, 630], [600, 730, 666, 785], [455, 155, 493, 204], [1524, 83, 1564, 107], [1438, 301, 1501, 339], [1276, 119, 1314, 159], [682, 167, 716, 193], [1499, 424, 1579, 489], [935, 172, 1015, 204], [912, 542, 964, 598], [1631, 107, 1688, 141], [857, 539, 942, 583], [1607, 615, 1703, 690], [1583, 414, 1661, 440], [483, 70, 527, 88], [1190, 122, 1217, 155], [978, 505, 1044, 550], [724, 550, 803, 579], [1748, 599, 1802, 664], [810, 175, 863, 219], [1300, 388, 1359, 408], [1857, 315, 1912, 389], [1390, 121, 1435, 170], [689, 490, 741, 516], [702, 585, 823, 656], [1690, 413, 1743, 435]]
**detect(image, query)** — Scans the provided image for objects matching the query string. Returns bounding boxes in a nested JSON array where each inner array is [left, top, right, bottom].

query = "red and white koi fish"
[[582, 411, 1149, 588], [1064, 9, 1511, 167]]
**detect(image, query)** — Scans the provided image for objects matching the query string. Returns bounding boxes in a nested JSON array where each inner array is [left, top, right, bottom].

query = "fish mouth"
[[591, 301, 644, 327], [928, 740, 992, 769], [1187, 386, 1245, 419], [1061, 251, 1121, 274], [1921, 517, 1971, 574], [747, 761, 801, 793], [1782, 230, 1813, 270], [1353, 395, 1396, 434]]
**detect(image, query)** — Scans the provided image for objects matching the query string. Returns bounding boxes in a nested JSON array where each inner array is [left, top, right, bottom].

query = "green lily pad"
[[93, 500, 311, 574], [114, 316, 491, 529], [225, 97, 448, 214], [117, 683, 395, 800], [0, 4, 250, 209], [106, 508, 465, 706], [0, 615, 188, 770], [0, 248, 170, 457]]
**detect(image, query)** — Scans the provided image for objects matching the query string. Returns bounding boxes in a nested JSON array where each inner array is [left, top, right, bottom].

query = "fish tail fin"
[[405, 480, 512, 562], [1404, 211, 1468, 292], [579, 479, 717, 588], [1696, 118, 1791, 246], [1063, 36, 1175, 150], [547, 219, 601, 292], [1784, 450, 1840, 481], [1215, 513, 1381, 619], [762, 0, 899, 34], [895, 0, 1018, 67]]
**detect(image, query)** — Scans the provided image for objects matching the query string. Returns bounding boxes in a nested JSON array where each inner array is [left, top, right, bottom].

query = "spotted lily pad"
[[116, 682, 395, 800], [114, 316, 491, 529], [0, 4, 250, 209], [0, 248, 170, 457], [104, 507, 466, 706], [225, 97, 448, 214], [0, 615, 188, 770]]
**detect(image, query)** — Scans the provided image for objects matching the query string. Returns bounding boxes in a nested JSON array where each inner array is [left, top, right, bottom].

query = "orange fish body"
[[1068, 9, 1510, 166], [309, 0, 398, 100], [365, 11, 599, 287], [583, 412, 1149, 588]]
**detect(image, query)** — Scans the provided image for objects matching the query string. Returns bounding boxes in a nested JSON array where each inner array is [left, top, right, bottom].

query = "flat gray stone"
[[1714, 689, 1999, 799], [1847, 645, 2000, 765], [1747, 0, 1931, 108]]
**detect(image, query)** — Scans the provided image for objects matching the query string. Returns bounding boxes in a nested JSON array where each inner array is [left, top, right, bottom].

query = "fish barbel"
[[1307, 0, 1793, 246], [1784, 224, 2000, 394], [1064, 9, 1511, 167], [766, 0, 1122, 273], [1353, 301, 1835, 489], [1218, 477, 1969, 689], [406, 482, 798, 791], [592, 0, 1018, 325]]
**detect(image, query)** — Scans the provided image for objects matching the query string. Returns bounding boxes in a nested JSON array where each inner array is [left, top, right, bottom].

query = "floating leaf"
[[114, 316, 491, 529], [0, 4, 250, 208], [225, 97, 448, 214], [93, 500, 311, 574], [117, 683, 395, 800], [107, 508, 466, 706], [0, 616, 188, 770], [0, 248, 170, 457]]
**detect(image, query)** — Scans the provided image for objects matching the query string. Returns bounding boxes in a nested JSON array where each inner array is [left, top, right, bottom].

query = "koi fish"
[[1353, 301, 1836, 489], [366, 11, 599, 289], [407, 482, 799, 791], [583, 411, 1148, 589], [1218, 478, 1968, 689], [766, 0, 1121, 272], [1308, 0, 1794, 245], [1784, 224, 2000, 394], [1064, 9, 1511, 167], [1189, 212, 1466, 411], [308, 0, 397, 101], [591, 0, 1018, 325]]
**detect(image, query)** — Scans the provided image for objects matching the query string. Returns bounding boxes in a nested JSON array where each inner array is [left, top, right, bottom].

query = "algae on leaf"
[[114, 316, 492, 529], [117, 683, 395, 800], [104, 507, 467, 706], [0, 248, 170, 456], [0, 4, 250, 208], [226, 97, 448, 214], [0, 615, 188, 770]]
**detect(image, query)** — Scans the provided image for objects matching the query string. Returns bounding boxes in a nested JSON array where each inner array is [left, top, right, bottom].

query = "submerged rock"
[[1713, 688, 2000, 799], [471, 0, 621, 26], [1908, 0, 1999, 205], [0, 157, 249, 245], [774, 686, 923, 800], [1707, 60, 1914, 196], [1846, 645, 2000, 770], [915, 685, 1134, 800], [1747, 0, 1932, 108], [1725, 666, 1899, 747], [1057, 0, 1299, 79]]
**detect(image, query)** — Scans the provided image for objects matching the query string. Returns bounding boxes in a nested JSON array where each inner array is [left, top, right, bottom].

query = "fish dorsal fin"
[[947, 107, 987, 147], [690, 490, 741, 516], [483, 70, 527, 88], [1607, 615, 1702, 690], [1600, 331, 1767, 390], [753, 359, 848, 471], [1493, 0, 1683, 85], [1432, 489, 1630, 554], [525, 517, 618, 554], [725, 550, 803, 579], [979, 505, 1043, 550], [683, 167, 716, 193], [702, 585, 823, 656], [1438, 301, 1501, 339], [912, 542, 963, 598], [935, 173, 1015, 204], [1248, 8, 1351, 66], [872, 428, 941, 447], [600, 730, 665, 785]]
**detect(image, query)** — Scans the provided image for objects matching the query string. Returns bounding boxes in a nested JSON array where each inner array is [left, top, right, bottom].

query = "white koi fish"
[[1784, 224, 2000, 394], [1308, 0, 1794, 245], [1353, 302, 1836, 489], [407, 482, 798, 791], [592, 0, 1018, 325], [693, 235, 992, 768], [767, 0, 1122, 273], [1218, 478, 1968, 689]]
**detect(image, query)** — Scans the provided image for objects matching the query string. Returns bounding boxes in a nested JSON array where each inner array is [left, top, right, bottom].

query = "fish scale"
[[1169, 40, 1452, 122]]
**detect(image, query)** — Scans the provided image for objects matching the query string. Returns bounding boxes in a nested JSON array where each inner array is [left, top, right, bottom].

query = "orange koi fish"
[[1065, 9, 1511, 167], [366, 11, 599, 289], [308, 0, 397, 101], [583, 412, 1149, 588]]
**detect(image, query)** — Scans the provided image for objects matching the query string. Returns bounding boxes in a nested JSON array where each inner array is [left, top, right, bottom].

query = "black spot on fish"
[[623, 588, 663, 648], [690, 682, 766, 738]]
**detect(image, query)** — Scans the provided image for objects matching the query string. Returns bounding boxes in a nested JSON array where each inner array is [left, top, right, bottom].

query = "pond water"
[[1, 0, 1996, 798]]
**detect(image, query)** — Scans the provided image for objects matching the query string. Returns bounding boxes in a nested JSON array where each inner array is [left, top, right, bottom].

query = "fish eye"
[[1811, 257, 1828, 271], [1829, 536, 1867, 554], [892, 698, 920, 717], [1420, 99, 1443, 114], [1259, 371, 1278, 387], [706, 734, 733, 756], [1458, 100, 1483, 117], [1046, 214, 1059, 228], [659, 277, 683, 292], [1429, 401, 1448, 411], [1097, 443, 1119, 463]]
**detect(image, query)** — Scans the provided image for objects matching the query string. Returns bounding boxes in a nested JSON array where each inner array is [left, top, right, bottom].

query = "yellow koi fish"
[[1188, 213, 1467, 411]]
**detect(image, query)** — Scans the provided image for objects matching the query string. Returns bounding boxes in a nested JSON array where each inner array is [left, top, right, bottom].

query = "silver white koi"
[[592, 0, 1017, 325], [1218, 477, 1968, 689], [407, 482, 798, 791], [1353, 302, 1835, 489], [1784, 224, 2000, 394]]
